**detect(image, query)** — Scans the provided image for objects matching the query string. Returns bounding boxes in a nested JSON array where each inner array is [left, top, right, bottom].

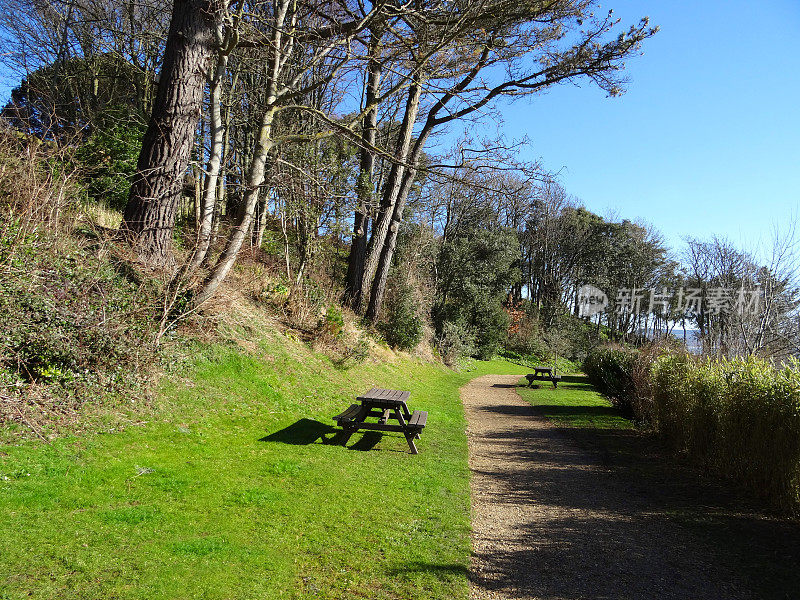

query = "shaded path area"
[[463, 374, 758, 600]]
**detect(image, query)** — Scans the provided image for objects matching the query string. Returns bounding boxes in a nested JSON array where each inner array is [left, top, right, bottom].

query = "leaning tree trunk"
[[193, 0, 297, 305], [193, 108, 277, 306], [364, 149, 423, 322], [356, 80, 421, 313], [344, 30, 382, 307], [121, 0, 221, 268], [363, 98, 437, 322], [364, 43, 498, 320]]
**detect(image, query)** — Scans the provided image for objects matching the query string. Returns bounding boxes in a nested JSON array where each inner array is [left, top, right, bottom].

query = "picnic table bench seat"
[[408, 410, 427, 430], [332, 403, 368, 423]]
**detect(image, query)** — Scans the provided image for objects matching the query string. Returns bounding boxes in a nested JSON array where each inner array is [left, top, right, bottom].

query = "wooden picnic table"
[[332, 388, 427, 454], [526, 367, 562, 389]]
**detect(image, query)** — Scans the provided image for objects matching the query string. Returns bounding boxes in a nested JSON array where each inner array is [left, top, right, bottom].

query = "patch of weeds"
[[319, 305, 344, 339], [0, 217, 156, 437], [332, 337, 370, 369]]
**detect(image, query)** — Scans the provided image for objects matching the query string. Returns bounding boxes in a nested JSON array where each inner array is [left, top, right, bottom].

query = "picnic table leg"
[[400, 402, 412, 420], [340, 405, 369, 446], [404, 432, 418, 454], [393, 408, 407, 427]]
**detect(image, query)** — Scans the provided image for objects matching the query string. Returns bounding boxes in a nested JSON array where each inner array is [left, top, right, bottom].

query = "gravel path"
[[462, 374, 754, 600]]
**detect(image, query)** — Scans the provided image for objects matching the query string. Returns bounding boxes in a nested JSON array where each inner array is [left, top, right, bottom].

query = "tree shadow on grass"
[[559, 374, 589, 384], [259, 418, 347, 446], [518, 374, 593, 391], [532, 404, 622, 421]]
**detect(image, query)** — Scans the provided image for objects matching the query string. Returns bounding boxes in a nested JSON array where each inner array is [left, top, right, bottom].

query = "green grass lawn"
[[0, 331, 526, 600], [515, 373, 632, 430]]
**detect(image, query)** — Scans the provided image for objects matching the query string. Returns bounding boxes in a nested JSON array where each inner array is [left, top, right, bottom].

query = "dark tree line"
[[1, 0, 671, 351]]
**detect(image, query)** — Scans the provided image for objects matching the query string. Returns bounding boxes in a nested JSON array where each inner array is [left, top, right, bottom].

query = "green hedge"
[[583, 345, 800, 511], [582, 345, 639, 415], [651, 354, 800, 511]]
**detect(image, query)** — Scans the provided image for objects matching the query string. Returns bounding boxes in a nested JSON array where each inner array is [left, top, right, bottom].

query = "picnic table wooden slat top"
[[357, 388, 411, 404]]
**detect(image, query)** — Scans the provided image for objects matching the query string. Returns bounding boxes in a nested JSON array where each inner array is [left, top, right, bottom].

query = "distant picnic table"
[[332, 388, 427, 454], [526, 367, 562, 388]]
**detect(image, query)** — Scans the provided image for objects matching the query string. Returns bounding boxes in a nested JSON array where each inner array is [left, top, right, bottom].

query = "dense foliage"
[[433, 227, 519, 360], [379, 282, 423, 351], [582, 345, 639, 415], [585, 343, 800, 512], [75, 116, 145, 210], [0, 129, 152, 433], [650, 354, 800, 511]]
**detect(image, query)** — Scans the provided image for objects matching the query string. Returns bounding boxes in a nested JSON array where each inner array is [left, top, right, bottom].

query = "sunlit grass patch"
[[516, 373, 633, 430], [0, 332, 526, 599]]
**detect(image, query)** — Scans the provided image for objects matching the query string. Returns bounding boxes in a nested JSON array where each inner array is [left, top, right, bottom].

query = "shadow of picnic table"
[[260, 418, 343, 445], [259, 418, 384, 451]]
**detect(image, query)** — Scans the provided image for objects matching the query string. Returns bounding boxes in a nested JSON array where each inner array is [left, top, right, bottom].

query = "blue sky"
[[485, 0, 800, 254]]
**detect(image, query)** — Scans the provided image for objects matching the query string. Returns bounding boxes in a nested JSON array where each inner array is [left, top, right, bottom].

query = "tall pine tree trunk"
[[121, 0, 221, 268], [344, 30, 382, 307], [356, 80, 421, 313]]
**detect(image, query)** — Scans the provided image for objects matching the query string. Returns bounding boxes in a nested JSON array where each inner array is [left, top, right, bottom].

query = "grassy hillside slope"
[[0, 323, 526, 599]]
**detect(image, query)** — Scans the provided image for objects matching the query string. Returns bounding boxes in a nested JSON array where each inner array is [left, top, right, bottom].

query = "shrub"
[[583, 345, 639, 415], [506, 309, 546, 352], [75, 115, 144, 210], [650, 354, 800, 511], [434, 321, 476, 367], [0, 125, 154, 436], [333, 337, 370, 369], [379, 285, 423, 351], [320, 305, 344, 339], [284, 280, 328, 331], [583, 344, 800, 510], [471, 303, 509, 360]]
